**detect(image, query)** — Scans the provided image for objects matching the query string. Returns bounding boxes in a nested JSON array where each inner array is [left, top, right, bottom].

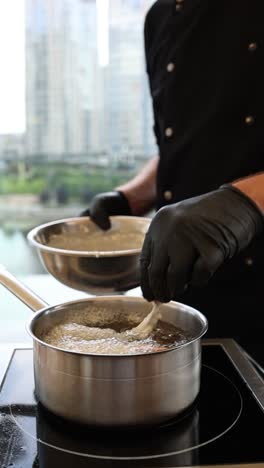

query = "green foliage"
[[0, 162, 134, 201], [0, 175, 46, 194]]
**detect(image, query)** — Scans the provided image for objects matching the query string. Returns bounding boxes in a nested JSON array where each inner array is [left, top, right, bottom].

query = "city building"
[[1, 0, 157, 164]]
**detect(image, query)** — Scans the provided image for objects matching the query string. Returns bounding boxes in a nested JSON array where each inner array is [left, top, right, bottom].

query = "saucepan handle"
[[0, 264, 49, 312]]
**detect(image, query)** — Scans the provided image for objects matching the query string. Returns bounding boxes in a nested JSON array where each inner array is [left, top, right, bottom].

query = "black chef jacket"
[[144, 0, 264, 349], [144, 0, 264, 208]]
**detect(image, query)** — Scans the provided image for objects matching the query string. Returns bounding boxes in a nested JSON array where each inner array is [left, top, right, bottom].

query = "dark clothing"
[[177, 272, 264, 366], [144, 0, 264, 350], [145, 0, 264, 206]]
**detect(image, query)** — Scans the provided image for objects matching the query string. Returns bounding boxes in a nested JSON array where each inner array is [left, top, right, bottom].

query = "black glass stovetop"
[[0, 342, 263, 468]]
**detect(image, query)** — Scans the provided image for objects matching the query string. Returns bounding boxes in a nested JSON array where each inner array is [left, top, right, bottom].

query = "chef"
[[82, 0, 264, 353]]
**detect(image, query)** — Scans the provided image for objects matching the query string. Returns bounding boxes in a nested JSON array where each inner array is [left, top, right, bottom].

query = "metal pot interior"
[[29, 297, 208, 353]]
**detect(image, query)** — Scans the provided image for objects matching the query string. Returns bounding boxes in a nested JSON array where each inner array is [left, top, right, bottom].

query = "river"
[[0, 227, 46, 275]]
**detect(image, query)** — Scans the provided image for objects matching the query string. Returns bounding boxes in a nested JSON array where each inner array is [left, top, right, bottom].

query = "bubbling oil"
[[42, 320, 192, 355]]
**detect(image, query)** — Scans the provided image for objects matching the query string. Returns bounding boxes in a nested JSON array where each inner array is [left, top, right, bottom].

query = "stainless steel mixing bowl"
[[27, 216, 151, 294]]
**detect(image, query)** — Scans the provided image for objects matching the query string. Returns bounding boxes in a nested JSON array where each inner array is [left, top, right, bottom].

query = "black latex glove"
[[80, 191, 131, 230], [140, 185, 264, 302]]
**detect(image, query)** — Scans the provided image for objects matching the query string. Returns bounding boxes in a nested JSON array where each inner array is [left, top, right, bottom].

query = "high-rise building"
[[7, 0, 157, 160], [105, 0, 156, 159], [25, 0, 102, 156]]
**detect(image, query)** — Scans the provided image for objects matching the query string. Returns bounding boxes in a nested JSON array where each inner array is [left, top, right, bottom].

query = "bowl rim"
[[27, 215, 151, 257]]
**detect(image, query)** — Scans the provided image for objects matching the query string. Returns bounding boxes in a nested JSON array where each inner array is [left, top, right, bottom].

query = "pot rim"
[[27, 216, 151, 258], [25, 296, 208, 358]]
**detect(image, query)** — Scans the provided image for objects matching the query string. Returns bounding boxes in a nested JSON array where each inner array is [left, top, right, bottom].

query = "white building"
[[8, 0, 156, 160]]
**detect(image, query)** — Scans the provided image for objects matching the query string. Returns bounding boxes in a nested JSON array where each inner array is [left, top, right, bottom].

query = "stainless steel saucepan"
[[0, 266, 208, 427]]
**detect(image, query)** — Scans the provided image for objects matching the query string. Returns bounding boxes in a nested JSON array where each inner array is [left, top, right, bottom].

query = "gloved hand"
[[140, 185, 264, 302], [80, 191, 132, 230]]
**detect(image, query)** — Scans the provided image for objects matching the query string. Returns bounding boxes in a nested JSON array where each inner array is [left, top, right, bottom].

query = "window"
[[0, 0, 157, 277]]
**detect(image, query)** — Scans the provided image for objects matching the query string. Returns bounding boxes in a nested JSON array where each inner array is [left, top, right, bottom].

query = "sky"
[[97, 0, 109, 67], [0, 0, 25, 134]]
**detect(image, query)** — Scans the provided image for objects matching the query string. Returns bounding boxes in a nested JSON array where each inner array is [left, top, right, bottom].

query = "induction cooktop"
[[0, 339, 263, 468]]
